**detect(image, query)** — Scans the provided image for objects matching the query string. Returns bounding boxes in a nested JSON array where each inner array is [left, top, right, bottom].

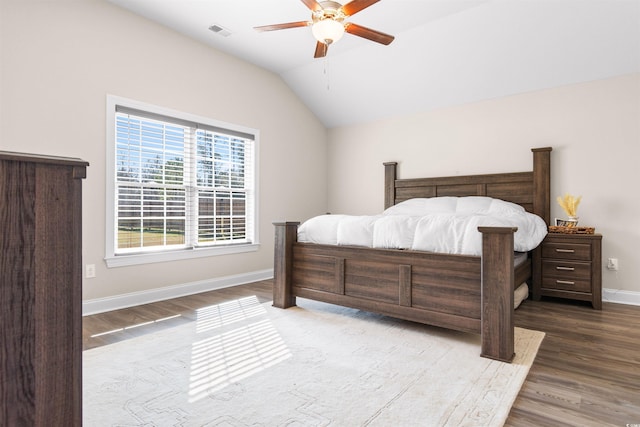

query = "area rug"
[[84, 296, 544, 426]]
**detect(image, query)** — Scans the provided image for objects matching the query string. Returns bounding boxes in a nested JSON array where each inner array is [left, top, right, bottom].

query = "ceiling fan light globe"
[[312, 19, 345, 44]]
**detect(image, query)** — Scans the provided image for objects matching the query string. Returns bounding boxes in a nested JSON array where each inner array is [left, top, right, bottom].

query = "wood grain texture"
[[508, 298, 640, 426], [383, 162, 397, 209], [393, 172, 535, 210], [536, 233, 602, 309], [0, 160, 37, 426], [82, 280, 640, 426], [532, 147, 552, 225], [287, 231, 521, 356], [34, 164, 83, 426], [0, 152, 87, 426], [479, 226, 516, 362], [272, 222, 299, 308]]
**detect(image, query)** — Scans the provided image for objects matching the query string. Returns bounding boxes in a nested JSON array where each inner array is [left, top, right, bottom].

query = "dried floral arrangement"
[[557, 193, 582, 218]]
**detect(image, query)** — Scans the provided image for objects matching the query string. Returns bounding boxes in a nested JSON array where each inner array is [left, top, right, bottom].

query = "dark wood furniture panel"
[[0, 151, 88, 426], [534, 232, 602, 309], [274, 147, 551, 363]]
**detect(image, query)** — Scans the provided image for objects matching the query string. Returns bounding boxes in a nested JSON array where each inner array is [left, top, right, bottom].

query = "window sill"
[[105, 243, 260, 268]]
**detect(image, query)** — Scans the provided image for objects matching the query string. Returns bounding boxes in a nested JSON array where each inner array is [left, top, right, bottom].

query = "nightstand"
[[533, 233, 602, 309]]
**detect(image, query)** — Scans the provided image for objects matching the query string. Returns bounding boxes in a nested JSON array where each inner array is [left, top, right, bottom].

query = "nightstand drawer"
[[534, 232, 602, 309], [542, 276, 591, 292], [541, 241, 591, 261], [542, 260, 591, 279]]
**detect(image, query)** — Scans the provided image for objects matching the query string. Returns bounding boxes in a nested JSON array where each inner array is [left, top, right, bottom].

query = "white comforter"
[[297, 196, 548, 256]]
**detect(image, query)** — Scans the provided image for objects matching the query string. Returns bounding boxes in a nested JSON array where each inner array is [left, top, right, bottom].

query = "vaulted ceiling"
[[107, 0, 640, 128]]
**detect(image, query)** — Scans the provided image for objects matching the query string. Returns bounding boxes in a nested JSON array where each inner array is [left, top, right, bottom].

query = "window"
[[106, 96, 259, 267]]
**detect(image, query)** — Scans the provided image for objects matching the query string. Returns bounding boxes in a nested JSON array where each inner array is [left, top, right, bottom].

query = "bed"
[[273, 147, 551, 362]]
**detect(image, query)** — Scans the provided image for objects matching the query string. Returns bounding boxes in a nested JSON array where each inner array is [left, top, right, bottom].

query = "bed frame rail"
[[273, 222, 518, 362]]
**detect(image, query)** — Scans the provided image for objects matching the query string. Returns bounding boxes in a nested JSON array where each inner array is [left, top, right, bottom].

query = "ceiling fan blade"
[[341, 0, 380, 17], [314, 41, 328, 58], [301, 0, 323, 12], [254, 21, 310, 32], [345, 22, 394, 45]]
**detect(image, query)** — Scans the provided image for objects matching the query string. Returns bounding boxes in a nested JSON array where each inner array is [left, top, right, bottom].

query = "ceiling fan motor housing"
[[312, 1, 346, 24]]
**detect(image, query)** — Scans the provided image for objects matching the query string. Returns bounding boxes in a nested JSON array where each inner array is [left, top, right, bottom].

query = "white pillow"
[[456, 196, 525, 214], [455, 196, 493, 214], [488, 198, 526, 214], [382, 197, 457, 215], [384, 196, 525, 216]]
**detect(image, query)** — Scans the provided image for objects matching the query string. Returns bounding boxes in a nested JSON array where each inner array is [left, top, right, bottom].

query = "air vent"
[[208, 24, 232, 37]]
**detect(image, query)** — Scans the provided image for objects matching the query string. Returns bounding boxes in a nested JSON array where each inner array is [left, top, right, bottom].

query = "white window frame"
[[105, 95, 259, 267]]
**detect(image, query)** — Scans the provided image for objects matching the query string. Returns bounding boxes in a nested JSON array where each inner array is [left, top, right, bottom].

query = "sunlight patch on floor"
[[195, 295, 267, 333], [189, 296, 291, 402], [90, 314, 182, 338]]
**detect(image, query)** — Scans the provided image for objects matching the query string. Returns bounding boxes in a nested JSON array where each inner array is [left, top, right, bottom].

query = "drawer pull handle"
[[556, 280, 575, 285], [556, 266, 575, 271], [556, 249, 575, 253]]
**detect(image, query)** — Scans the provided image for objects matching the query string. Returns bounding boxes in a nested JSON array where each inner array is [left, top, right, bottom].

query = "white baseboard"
[[82, 269, 273, 316], [602, 288, 640, 306], [83, 276, 639, 316]]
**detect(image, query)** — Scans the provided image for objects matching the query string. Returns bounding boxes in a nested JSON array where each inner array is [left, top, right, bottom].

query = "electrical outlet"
[[86, 264, 96, 278], [607, 258, 619, 271]]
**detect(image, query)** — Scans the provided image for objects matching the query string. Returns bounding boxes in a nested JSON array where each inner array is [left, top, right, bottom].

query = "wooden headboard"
[[384, 147, 552, 225]]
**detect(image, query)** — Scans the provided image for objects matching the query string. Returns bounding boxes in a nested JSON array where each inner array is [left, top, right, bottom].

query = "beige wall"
[[328, 73, 640, 295], [0, 0, 327, 301], [2, 0, 638, 303]]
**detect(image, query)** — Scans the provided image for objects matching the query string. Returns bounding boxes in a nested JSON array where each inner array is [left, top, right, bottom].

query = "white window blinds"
[[113, 106, 255, 255]]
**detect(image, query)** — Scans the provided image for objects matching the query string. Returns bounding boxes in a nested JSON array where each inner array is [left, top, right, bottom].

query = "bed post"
[[478, 226, 516, 362], [384, 162, 397, 209], [273, 221, 300, 309], [531, 147, 551, 302], [532, 147, 552, 226]]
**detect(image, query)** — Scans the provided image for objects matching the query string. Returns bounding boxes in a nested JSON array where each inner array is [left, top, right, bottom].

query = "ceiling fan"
[[254, 0, 395, 58]]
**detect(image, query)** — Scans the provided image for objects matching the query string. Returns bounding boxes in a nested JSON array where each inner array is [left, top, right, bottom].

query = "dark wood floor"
[[83, 280, 640, 426], [506, 296, 640, 427]]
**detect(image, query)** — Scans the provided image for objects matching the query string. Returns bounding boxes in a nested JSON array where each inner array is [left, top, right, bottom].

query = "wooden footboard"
[[273, 222, 520, 362]]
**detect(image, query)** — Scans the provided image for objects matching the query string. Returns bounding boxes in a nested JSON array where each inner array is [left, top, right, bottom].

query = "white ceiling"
[[107, 0, 640, 128]]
